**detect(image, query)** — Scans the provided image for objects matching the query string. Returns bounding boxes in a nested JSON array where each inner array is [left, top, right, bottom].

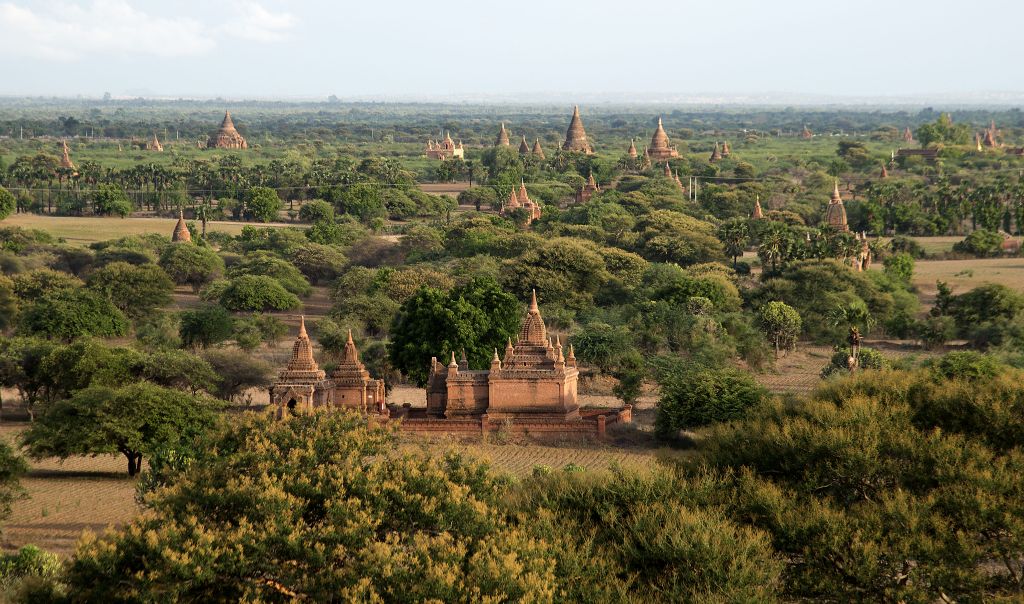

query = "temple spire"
[[530, 288, 539, 312]]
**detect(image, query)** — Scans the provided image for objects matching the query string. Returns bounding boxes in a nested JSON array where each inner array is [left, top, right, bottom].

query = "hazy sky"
[[0, 0, 1020, 101]]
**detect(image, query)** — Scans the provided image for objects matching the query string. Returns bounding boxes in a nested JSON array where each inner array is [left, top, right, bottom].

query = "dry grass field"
[[3, 213, 297, 246], [911, 257, 1024, 303]]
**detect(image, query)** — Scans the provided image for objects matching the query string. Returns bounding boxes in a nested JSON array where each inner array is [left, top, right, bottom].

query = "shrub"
[[158, 244, 224, 292], [91, 185, 133, 217], [820, 346, 890, 378], [882, 252, 914, 284], [18, 288, 128, 340], [0, 187, 15, 221], [655, 360, 767, 437], [245, 187, 283, 223], [297, 200, 334, 223], [952, 229, 1003, 257], [178, 305, 234, 348], [218, 275, 300, 312]]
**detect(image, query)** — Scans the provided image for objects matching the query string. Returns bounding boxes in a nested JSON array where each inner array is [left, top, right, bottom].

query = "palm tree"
[[718, 219, 749, 269]]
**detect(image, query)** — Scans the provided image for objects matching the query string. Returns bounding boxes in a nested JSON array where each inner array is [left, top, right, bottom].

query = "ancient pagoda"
[[171, 209, 191, 243], [801, 125, 813, 139], [148, 133, 164, 152], [903, 127, 914, 142], [879, 164, 889, 179], [59, 140, 76, 171], [752, 196, 764, 219], [825, 181, 849, 232], [532, 138, 546, 160], [426, 290, 579, 420], [982, 121, 999, 148], [207, 111, 248, 149], [721, 140, 731, 158], [518, 135, 530, 155], [647, 118, 679, 160], [270, 323, 386, 417], [270, 317, 330, 417], [502, 180, 541, 222], [426, 132, 464, 160], [626, 138, 638, 158], [331, 330, 387, 414], [709, 142, 723, 162], [576, 171, 599, 203], [561, 106, 593, 154], [663, 162, 673, 178], [495, 123, 511, 146]]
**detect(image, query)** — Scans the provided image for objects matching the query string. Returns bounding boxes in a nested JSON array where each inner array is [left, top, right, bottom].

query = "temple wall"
[[334, 384, 367, 413], [445, 377, 489, 417], [487, 374, 579, 419]]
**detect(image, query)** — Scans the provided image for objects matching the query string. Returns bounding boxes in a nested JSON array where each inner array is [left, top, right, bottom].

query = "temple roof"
[[59, 140, 75, 170], [496, 123, 510, 146], [627, 138, 638, 157], [518, 290, 548, 346], [825, 181, 849, 231], [332, 329, 372, 382], [278, 317, 326, 382], [517, 180, 531, 204], [532, 138, 545, 159], [753, 195, 764, 219], [903, 127, 914, 142], [562, 105, 593, 153], [650, 117, 670, 149], [171, 209, 191, 243], [519, 135, 530, 154], [208, 111, 248, 149], [880, 164, 889, 178]]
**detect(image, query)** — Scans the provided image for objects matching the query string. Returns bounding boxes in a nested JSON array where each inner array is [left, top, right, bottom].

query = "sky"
[[0, 0, 1021, 102]]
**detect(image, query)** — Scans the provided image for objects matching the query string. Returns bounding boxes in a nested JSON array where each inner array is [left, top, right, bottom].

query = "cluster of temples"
[[269, 292, 630, 437], [269, 318, 386, 417], [501, 180, 542, 223], [426, 132, 464, 160]]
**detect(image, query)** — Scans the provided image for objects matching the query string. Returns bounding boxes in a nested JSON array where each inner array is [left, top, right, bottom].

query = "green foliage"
[[953, 228, 1004, 257], [882, 251, 914, 284], [91, 184, 132, 217], [201, 348, 272, 401], [0, 545, 62, 597], [914, 112, 972, 146], [178, 305, 234, 348], [0, 442, 25, 526], [389, 276, 519, 385], [633, 210, 724, 266], [158, 243, 224, 292], [217, 274, 300, 312], [820, 345, 890, 378], [11, 269, 81, 299], [758, 301, 801, 357], [0, 275, 17, 331], [0, 187, 15, 221], [51, 414, 782, 602], [86, 261, 173, 317], [226, 250, 311, 297], [290, 243, 346, 284], [890, 235, 925, 258], [245, 186, 283, 223], [21, 382, 219, 476], [655, 359, 767, 437], [18, 287, 127, 340], [297, 199, 334, 223]]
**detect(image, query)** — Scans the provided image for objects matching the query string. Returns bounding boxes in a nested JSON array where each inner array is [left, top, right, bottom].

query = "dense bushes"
[[216, 275, 300, 312], [655, 359, 767, 438]]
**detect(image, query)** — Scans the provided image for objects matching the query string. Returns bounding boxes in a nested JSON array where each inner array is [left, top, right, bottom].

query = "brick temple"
[[646, 118, 679, 160], [207, 111, 248, 149], [426, 132, 464, 160], [562, 105, 593, 154]]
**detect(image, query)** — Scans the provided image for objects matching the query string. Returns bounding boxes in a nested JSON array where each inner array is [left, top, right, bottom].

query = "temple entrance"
[[287, 398, 297, 411]]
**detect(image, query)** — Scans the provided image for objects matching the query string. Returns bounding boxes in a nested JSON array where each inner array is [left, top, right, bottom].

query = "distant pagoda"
[[752, 195, 764, 219], [495, 123, 511, 147], [879, 164, 889, 179], [518, 135, 530, 155], [721, 140, 731, 158], [709, 142, 723, 162], [903, 127, 914, 142], [801, 125, 813, 139], [426, 132, 464, 160], [148, 133, 163, 152], [207, 111, 248, 149], [59, 139, 76, 171], [561, 106, 593, 154], [171, 208, 192, 243], [626, 138, 638, 158], [576, 171, 599, 203], [982, 121, 999, 148], [825, 181, 849, 232], [647, 118, 679, 160], [532, 138, 546, 160]]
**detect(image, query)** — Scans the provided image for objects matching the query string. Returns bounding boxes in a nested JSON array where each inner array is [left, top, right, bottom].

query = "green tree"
[[291, 243, 346, 284], [0, 443, 25, 526], [227, 251, 311, 297], [389, 277, 519, 385], [758, 301, 802, 358], [297, 199, 334, 223], [953, 229, 1003, 257], [218, 275, 300, 312], [18, 288, 128, 340], [21, 382, 219, 476], [655, 359, 767, 438], [882, 251, 915, 284], [245, 187, 283, 223], [178, 305, 235, 349], [201, 348, 273, 401], [717, 219, 749, 269], [91, 184, 133, 218], [0, 275, 17, 331], [158, 244, 224, 292], [0, 186, 15, 221], [86, 262, 174, 318]]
